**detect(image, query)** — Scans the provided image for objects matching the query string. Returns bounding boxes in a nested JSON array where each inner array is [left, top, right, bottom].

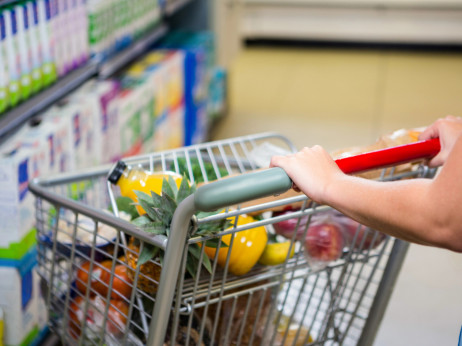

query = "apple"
[[273, 209, 310, 240], [304, 222, 345, 262], [327, 211, 386, 251]]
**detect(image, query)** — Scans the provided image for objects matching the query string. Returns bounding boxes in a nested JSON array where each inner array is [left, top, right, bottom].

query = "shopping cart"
[[29, 133, 440, 346]]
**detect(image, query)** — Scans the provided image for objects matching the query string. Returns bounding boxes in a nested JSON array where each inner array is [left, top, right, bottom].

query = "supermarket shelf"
[[98, 24, 169, 79], [0, 24, 170, 144], [243, 0, 462, 10], [0, 63, 98, 144], [0, 0, 22, 7], [165, 0, 193, 15]]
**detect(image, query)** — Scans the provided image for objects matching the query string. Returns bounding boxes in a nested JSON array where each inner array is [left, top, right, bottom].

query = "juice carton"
[[26, 1, 44, 94], [46, 97, 99, 170], [53, 0, 65, 76], [21, 109, 74, 175], [73, 0, 89, 67], [3, 7, 22, 107], [111, 87, 144, 158], [137, 80, 156, 151], [72, 79, 121, 164], [37, 0, 57, 86], [0, 13, 10, 113], [15, 4, 33, 100], [0, 138, 48, 258], [0, 248, 44, 346], [87, 0, 105, 59]]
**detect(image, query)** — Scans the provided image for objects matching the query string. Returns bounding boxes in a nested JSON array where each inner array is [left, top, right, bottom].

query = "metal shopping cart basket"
[[29, 133, 440, 346]]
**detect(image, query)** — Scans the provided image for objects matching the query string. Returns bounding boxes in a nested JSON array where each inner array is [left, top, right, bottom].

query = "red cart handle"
[[335, 138, 441, 174]]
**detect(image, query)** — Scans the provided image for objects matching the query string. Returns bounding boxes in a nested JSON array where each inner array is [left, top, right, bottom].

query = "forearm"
[[324, 176, 442, 247]]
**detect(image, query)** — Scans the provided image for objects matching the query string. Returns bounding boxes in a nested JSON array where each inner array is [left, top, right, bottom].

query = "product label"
[[18, 159, 29, 202]]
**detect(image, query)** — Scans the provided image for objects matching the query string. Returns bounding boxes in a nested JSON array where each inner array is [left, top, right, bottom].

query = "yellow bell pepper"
[[203, 214, 268, 276]]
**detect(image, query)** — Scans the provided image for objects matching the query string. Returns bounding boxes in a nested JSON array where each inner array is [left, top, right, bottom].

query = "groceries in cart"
[[30, 130, 438, 345]]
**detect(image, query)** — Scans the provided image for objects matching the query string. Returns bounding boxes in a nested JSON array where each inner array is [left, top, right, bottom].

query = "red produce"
[[68, 295, 129, 340], [273, 210, 310, 240], [304, 222, 345, 262]]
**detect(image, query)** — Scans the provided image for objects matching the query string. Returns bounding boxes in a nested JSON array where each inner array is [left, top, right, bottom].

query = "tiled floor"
[[211, 45, 462, 345]]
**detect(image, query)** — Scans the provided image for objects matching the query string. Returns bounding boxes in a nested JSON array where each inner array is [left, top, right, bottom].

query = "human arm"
[[270, 118, 462, 252]]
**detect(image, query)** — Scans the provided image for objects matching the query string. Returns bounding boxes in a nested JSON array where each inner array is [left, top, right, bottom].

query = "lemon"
[[258, 241, 295, 266]]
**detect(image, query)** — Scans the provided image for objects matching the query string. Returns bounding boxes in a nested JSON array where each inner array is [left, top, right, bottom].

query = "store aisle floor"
[[211, 45, 462, 346]]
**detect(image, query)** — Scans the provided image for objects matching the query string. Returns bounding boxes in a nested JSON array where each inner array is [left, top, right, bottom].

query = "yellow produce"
[[277, 315, 313, 345], [109, 161, 183, 215], [203, 214, 268, 276], [258, 241, 295, 266]]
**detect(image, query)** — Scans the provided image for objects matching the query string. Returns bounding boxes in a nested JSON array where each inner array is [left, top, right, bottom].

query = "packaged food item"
[[0, 248, 44, 346], [37, 0, 57, 86], [26, 0, 44, 94], [3, 7, 22, 107], [15, 4, 33, 100], [0, 136, 49, 255], [75, 0, 89, 66], [0, 13, 10, 113]]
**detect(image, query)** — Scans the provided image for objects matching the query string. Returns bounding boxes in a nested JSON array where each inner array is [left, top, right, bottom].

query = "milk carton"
[[72, 79, 121, 164], [0, 12, 10, 113], [0, 138, 48, 257], [74, 0, 90, 66], [37, 0, 57, 86], [111, 87, 143, 158], [3, 7, 22, 107], [22, 110, 73, 175], [46, 97, 100, 170], [0, 248, 44, 346], [26, 1, 44, 94], [15, 4, 33, 100]]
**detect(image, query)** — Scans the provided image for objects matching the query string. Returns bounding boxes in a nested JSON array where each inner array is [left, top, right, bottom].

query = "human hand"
[[419, 115, 462, 167], [270, 146, 344, 204]]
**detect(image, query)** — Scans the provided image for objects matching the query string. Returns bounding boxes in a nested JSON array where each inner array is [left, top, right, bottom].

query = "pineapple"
[[126, 175, 230, 295]]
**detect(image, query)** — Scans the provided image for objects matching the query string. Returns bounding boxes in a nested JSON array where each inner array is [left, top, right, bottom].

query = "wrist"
[[322, 172, 349, 206]]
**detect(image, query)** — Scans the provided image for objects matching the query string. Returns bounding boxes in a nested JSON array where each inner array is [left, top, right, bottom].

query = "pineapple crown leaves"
[[130, 174, 231, 277]]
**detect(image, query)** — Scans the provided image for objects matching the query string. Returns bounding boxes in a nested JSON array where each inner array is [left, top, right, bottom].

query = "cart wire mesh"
[[30, 133, 436, 346]]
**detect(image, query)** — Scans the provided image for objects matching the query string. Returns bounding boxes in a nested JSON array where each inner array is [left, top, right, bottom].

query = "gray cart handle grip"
[[194, 167, 292, 212]]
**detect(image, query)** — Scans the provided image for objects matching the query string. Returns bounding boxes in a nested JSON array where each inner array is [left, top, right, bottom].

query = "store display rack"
[[165, 0, 193, 15], [0, 0, 193, 144]]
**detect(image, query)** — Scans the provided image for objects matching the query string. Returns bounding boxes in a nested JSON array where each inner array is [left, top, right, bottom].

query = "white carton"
[[72, 79, 121, 164], [0, 138, 49, 249], [3, 7, 22, 107], [0, 249, 44, 346], [46, 97, 100, 170], [26, 1, 44, 94], [37, 0, 57, 86], [110, 87, 143, 159], [22, 110, 74, 175]]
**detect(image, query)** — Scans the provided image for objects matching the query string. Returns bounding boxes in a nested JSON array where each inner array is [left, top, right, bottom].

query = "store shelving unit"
[[240, 0, 462, 44], [0, 0, 201, 145], [98, 24, 169, 79], [0, 63, 98, 143], [165, 0, 193, 15]]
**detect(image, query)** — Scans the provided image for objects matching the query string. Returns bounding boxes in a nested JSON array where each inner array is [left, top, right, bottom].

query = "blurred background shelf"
[[0, 0, 202, 144], [0, 63, 98, 144], [241, 0, 462, 43], [165, 0, 194, 15], [97, 24, 169, 79]]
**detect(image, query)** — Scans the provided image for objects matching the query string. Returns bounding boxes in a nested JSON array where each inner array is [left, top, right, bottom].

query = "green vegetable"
[[175, 158, 228, 183], [109, 196, 139, 220]]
